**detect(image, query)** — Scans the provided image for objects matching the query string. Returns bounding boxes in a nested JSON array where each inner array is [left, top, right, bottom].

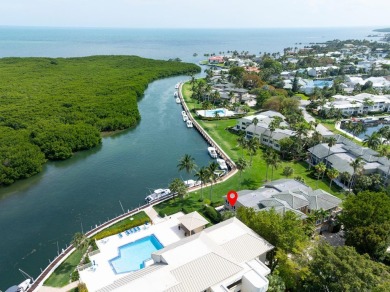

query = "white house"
[[93, 217, 274, 292]]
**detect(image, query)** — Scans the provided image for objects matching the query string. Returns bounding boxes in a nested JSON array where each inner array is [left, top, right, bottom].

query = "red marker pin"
[[227, 190, 238, 206]]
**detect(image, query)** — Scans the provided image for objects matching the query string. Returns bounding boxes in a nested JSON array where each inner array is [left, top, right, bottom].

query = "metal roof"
[[178, 211, 209, 231]]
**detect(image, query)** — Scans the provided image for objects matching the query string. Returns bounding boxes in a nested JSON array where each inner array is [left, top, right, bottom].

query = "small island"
[[0, 56, 200, 186], [373, 28, 390, 32]]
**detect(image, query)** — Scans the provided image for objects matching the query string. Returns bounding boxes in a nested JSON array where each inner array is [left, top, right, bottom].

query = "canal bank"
[[0, 74, 213, 290]]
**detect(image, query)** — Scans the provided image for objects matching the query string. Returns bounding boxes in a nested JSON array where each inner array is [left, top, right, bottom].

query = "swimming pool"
[[109, 234, 164, 274], [313, 80, 333, 88], [203, 108, 226, 117]]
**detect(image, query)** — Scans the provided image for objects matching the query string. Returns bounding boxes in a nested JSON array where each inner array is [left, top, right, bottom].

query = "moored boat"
[[5, 279, 32, 292], [208, 147, 218, 158], [184, 179, 201, 188], [175, 83, 180, 89], [175, 97, 181, 104], [145, 189, 171, 203], [174, 91, 178, 97], [186, 120, 193, 128], [216, 158, 228, 170], [183, 114, 188, 122]]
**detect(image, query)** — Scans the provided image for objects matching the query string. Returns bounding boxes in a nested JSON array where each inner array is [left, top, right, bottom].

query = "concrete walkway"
[[38, 281, 78, 292], [144, 206, 160, 223]]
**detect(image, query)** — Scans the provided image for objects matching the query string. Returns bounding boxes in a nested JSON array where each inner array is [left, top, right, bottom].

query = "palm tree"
[[236, 157, 248, 187], [237, 135, 247, 156], [378, 126, 390, 143], [177, 154, 197, 179], [71, 232, 89, 251], [252, 117, 259, 134], [169, 178, 187, 203], [269, 152, 281, 181], [207, 161, 219, 200], [263, 148, 274, 181], [194, 167, 209, 200], [326, 137, 337, 159], [246, 137, 260, 166], [363, 132, 382, 150], [314, 162, 326, 187], [349, 157, 364, 189], [326, 168, 339, 188]]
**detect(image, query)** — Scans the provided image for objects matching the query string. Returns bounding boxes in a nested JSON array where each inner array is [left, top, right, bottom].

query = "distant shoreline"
[[373, 28, 390, 32]]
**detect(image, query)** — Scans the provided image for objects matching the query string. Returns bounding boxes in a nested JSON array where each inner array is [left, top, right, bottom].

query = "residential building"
[[94, 217, 274, 292], [235, 111, 294, 151], [208, 56, 225, 64], [224, 179, 342, 226], [308, 135, 390, 187], [322, 93, 390, 116]]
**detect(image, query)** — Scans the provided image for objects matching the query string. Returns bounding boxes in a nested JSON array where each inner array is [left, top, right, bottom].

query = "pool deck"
[[79, 212, 186, 292]]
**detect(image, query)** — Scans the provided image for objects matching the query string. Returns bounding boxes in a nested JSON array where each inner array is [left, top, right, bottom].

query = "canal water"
[[0, 75, 211, 288]]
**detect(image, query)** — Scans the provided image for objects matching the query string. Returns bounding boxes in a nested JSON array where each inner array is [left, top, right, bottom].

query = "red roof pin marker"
[[227, 190, 238, 206]]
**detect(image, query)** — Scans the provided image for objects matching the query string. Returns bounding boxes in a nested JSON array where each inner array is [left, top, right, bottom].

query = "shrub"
[[203, 199, 211, 205], [158, 211, 165, 218], [201, 205, 221, 224], [70, 270, 79, 282], [78, 282, 88, 292]]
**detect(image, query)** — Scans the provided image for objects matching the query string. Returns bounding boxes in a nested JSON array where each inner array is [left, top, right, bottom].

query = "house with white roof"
[[224, 179, 341, 226], [322, 93, 390, 116], [92, 216, 274, 292]]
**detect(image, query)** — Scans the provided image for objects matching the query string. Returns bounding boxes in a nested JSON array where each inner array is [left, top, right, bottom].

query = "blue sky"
[[1, 0, 390, 28]]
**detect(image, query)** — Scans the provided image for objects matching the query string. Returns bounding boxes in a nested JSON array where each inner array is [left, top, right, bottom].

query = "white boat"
[[176, 98, 181, 104], [184, 179, 201, 188], [181, 111, 187, 117], [175, 83, 180, 89], [145, 189, 171, 203], [174, 91, 178, 97], [208, 147, 218, 158], [5, 279, 32, 292], [183, 114, 188, 122], [186, 120, 193, 128], [216, 158, 228, 170]]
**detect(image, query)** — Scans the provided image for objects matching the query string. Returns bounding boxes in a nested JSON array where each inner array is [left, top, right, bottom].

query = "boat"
[[184, 179, 201, 188], [216, 158, 228, 170], [208, 147, 218, 158], [175, 83, 180, 89], [186, 120, 193, 128], [5, 279, 32, 292], [145, 189, 171, 203], [181, 110, 187, 117], [174, 91, 178, 97], [175, 97, 181, 104], [183, 114, 188, 122]]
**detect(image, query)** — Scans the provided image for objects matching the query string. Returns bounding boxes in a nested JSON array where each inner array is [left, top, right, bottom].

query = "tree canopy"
[[339, 191, 390, 261], [0, 56, 200, 185]]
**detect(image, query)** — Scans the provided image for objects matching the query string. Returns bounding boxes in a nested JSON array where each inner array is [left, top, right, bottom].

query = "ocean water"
[[0, 26, 376, 289]]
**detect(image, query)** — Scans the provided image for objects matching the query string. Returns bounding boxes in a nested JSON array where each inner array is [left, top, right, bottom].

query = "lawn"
[[43, 247, 86, 287], [155, 83, 344, 216], [43, 211, 150, 287]]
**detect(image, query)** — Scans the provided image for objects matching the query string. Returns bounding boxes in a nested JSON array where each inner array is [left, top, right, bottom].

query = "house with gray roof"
[[224, 179, 342, 226], [236, 111, 294, 151], [308, 134, 390, 188]]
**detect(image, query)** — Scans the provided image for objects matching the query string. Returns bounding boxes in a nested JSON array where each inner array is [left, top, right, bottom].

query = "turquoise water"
[[313, 80, 333, 87], [109, 234, 163, 274], [0, 27, 375, 289], [204, 108, 225, 117]]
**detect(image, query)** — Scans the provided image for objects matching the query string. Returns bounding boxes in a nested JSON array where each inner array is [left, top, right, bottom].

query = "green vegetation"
[[93, 211, 150, 240], [43, 247, 87, 287], [155, 82, 343, 216], [0, 56, 200, 186], [44, 211, 150, 287]]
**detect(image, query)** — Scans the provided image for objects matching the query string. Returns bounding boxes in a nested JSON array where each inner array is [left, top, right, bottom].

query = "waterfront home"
[[224, 179, 341, 226], [322, 93, 390, 116], [307, 135, 390, 187], [236, 111, 294, 151], [84, 214, 274, 292], [208, 56, 225, 64]]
